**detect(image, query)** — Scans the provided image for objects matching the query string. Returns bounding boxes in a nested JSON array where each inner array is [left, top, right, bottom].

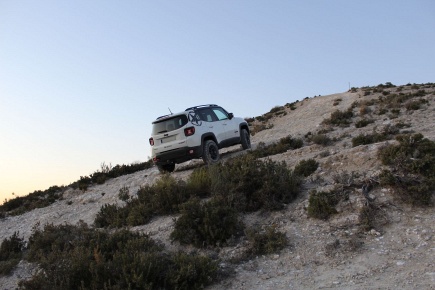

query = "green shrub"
[[307, 190, 339, 220], [269, 106, 285, 114], [118, 186, 130, 201], [0, 186, 64, 217], [94, 203, 132, 228], [377, 133, 435, 205], [0, 232, 25, 276], [359, 203, 382, 232], [168, 252, 218, 289], [322, 108, 354, 127], [294, 159, 319, 177], [139, 174, 190, 215], [352, 132, 388, 147], [285, 101, 298, 110], [171, 198, 241, 247], [311, 134, 332, 146], [405, 99, 427, 111], [210, 155, 301, 212], [379, 133, 435, 177], [186, 167, 211, 198], [245, 226, 288, 256], [95, 174, 190, 228], [355, 119, 375, 128], [22, 222, 218, 289], [250, 136, 303, 158], [70, 161, 154, 190]]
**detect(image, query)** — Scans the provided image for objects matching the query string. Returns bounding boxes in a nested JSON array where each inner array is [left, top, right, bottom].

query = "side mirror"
[[228, 113, 234, 120]]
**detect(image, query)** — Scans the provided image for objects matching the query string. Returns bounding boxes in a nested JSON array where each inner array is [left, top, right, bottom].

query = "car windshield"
[[152, 115, 188, 134]]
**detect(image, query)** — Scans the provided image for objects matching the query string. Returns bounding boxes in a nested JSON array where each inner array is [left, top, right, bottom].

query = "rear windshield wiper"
[[157, 130, 167, 133]]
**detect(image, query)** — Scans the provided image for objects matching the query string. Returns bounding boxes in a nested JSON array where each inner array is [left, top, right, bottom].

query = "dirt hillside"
[[1, 83, 434, 289]]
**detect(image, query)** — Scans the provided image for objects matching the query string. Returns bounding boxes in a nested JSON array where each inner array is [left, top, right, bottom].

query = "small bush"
[[171, 198, 241, 247], [95, 174, 190, 228], [187, 167, 211, 198], [405, 99, 427, 111], [250, 136, 303, 158], [307, 190, 339, 220], [245, 226, 288, 256], [0, 186, 64, 217], [333, 98, 342, 106], [311, 134, 332, 146], [355, 119, 374, 128], [269, 106, 285, 114], [359, 204, 382, 232], [210, 155, 301, 212], [377, 133, 435, 205], [351, 132, 387, 147], [322, 108, 354, 127], [118, 186, 130, 201], [0, 232, 25, 276], [22, 222, 218, 289], [294, 159, 319, 177]]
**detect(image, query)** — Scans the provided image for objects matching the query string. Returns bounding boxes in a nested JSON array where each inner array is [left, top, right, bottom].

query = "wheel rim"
[[209, 145, 218, 160]]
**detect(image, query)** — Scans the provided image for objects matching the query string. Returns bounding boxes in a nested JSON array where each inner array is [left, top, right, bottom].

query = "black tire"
[[157, 163, 175, 173], [241, 128, 251, 150], [202, 140, 220, 164]]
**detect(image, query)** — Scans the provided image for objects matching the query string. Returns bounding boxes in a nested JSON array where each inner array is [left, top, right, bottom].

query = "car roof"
[[153, 104, 221, 123]]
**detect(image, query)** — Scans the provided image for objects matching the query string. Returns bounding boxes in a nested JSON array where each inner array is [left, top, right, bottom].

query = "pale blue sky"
[[1, 1, 434, 201]]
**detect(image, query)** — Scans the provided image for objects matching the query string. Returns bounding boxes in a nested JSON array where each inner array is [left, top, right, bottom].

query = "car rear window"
[[152, 115, 188, 134]]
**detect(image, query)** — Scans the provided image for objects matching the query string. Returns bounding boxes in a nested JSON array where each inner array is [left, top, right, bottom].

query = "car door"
[[211, 107, 239, 140], [197, 108, 226, 143]]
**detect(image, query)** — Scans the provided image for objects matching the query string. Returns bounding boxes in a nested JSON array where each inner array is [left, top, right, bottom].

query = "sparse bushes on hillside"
[[351, 123, 406, 147], [250, 135, 303, 158], [95, 174, 190, 228], [0, 186, 64, 217], [0, 161, 154, 218], [352, 132, 387, 147], [378, 133, 435, 205], [71, 160, 154, 191], [20, 222, 218, 289], [95, 155, 302, 229]]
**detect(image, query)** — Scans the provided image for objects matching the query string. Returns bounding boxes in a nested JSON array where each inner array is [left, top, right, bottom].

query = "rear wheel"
[[202, 140, 220, 164], [157, 163, 175, 173], [241, 128, 251, 149]]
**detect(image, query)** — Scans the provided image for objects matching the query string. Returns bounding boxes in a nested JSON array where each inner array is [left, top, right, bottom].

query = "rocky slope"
[[1, 83, 434, 289]]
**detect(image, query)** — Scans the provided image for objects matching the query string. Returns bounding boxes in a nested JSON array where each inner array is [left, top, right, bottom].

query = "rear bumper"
[[153, 146, 203, 165]]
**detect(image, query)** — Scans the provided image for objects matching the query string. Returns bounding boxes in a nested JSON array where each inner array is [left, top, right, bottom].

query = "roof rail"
[[185, 104, 218, 111], [156, 114, 172, 120]]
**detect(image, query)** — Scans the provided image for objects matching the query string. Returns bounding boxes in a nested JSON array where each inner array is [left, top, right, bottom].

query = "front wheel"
[[202, 140, 220, 164], [157, 163, 175, 173], [241, 128, 251, 150]]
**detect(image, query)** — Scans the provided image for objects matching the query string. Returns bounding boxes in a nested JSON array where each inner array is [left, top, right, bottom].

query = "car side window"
[[212, 108, 229, 121], [197, 108, 216, 122]]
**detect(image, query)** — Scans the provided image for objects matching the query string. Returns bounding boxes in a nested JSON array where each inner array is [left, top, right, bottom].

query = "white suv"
[[149, 104, 251, 172]]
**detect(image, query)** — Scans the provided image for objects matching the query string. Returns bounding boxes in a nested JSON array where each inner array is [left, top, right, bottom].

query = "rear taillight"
[[184, 126, 195, 136], [149, 137, 154, 146]]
